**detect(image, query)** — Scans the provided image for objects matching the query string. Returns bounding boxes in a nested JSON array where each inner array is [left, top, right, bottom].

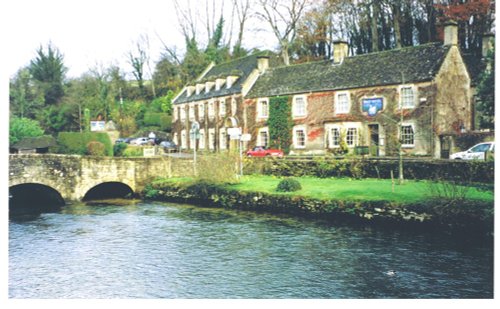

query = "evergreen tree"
[[476, 46, 495, 129]]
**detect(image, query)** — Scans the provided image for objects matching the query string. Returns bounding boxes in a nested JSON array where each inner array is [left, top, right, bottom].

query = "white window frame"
[[400, 123, 415, 148], [173, 106, 178, 121], [208, 128, 215, 150], [198, 103, 205, 120], [293, 126, 307, 149], [188, 104, 195, 120], [292, 95, 307, 118], [399, 85, 417, 109], [258, 127, 269, 148], [180, 105, 187, 121], [329, 126, 341, 148], [219, 128, 227, 150], [208, 100, 215, 119], [198, 129, 205, 149], [335, 91, 350, 114], [346, 127, 359, 147], [219, 99, 226, 117], [181, 129, 187, 149], [231, 98, 237, 116], [257, 98, 269, 119]]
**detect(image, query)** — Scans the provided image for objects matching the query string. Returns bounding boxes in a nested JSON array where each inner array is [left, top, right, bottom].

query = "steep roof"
[[246, 43, 452, 98], [174, 51, 278, 104]]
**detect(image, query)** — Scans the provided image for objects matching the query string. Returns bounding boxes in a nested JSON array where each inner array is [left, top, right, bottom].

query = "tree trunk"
[[371, 1, 380, 52], [392, 4, 402, 49]]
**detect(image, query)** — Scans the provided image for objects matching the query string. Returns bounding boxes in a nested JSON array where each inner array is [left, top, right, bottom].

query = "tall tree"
[[256, 0, 309, 65], [127, 35, 150, 98], [9, 67, 44, 118], [476, 46, 494, 129], [29, 43, 67, 105]]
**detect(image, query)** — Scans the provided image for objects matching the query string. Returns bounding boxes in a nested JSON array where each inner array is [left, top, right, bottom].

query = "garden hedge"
[[56, 132, 113, 156]]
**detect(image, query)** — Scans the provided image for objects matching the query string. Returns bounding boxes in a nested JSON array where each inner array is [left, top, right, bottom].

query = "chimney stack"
[[333, 40, 349, 64], [443, 20, 458, 45], [257, 55, 270, 73], [482, 33, 494, 58]]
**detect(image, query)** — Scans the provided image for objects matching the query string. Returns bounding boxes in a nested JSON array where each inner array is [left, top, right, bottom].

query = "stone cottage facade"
[[173, 22, 486, 158], [172, 52, 277, 152]]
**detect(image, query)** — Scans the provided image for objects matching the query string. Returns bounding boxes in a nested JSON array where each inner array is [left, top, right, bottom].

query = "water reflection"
[[9, 201, 493, 299]]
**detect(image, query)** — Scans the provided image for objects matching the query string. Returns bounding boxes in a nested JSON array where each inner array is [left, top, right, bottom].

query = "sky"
[[1, 0, 276, 79]]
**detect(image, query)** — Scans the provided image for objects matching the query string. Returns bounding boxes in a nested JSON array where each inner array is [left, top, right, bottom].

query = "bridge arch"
[[82, 182, 135, 201], [9, 183, 65, 215]]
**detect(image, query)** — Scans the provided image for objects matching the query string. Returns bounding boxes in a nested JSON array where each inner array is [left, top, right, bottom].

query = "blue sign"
[[362, 98, 383, 116]]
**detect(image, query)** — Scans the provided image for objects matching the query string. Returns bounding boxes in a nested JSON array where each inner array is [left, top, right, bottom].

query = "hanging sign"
[[362, 98, 383, 117]]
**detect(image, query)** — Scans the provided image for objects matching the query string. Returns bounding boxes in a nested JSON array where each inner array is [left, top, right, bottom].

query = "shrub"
[[9, 117, 44, 145], [87, 141, 106, 156], [276, 178, 302, 192], [113, 142, 128, 157], [144, 112, 162, 126], [122, 147, 144, 157], [56, 132, 113, 156]]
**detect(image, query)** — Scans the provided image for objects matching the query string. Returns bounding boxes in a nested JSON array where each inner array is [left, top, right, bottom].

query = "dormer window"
[[226, 76, 239, 89], [196, 83, 204, 95], [186, 86, 195, 97], [215, 78, 225, 91], [205, 81, 214, 93]]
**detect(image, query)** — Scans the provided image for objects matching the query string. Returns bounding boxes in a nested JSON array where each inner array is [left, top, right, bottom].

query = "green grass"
[[155, 175, 494, 204], [230, 175, 494, 203]]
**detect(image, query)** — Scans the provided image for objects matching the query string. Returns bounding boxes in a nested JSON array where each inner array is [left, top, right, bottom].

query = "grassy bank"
[[145, 175, 494, 235]]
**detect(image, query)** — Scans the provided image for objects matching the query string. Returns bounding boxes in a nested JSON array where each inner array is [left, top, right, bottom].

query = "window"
[[180, 105, 186, 121], [400, 86, 415, 108], [335, 92, 350, 114], [208, 128, 215, 150], [219, 128, 227, 149], [208, 101, 215, 118], [231, 99, 237, 116], [173, 107, 178, 121], [198, 103, 205, 119], [219, 99, 226, 116], [257, 99, 269, 119], [188, 104, 195, 120], [401, 124, 415, 147], [330, 127, 340, 148], [346, 128, 358, 147], [258, 127, 269, 148], [293, 95, 307, 117], [199, 129, 205, 149], [181, 130, 187, 149], [293, 126, 306, 148], [173, 133, 178, 145]]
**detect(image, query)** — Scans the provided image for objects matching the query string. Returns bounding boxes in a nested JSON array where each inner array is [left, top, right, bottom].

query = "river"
[[9, 201, 493, 299]]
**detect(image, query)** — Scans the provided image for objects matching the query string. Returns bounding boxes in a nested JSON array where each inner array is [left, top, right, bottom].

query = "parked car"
[[449, 142, 495, 160], [246, 146, 284, 157], [115, 137, 132, 144], [159, 140, 178, 153], [130, 137, 151, 145]]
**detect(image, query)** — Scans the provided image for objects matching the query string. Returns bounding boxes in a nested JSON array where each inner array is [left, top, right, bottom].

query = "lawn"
[[228, 175, 493, 204]]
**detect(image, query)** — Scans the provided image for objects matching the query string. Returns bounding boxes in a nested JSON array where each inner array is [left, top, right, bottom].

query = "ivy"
[[268, 96, 292, 153]]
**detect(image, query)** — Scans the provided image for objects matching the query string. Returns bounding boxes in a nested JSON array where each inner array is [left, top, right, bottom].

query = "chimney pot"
[[257, 55, 270, 73]]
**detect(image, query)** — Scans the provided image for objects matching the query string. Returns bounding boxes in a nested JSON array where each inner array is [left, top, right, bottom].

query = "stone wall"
[[9, 154, 196, 201]]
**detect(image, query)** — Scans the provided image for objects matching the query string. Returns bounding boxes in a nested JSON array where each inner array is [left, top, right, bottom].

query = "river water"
[[9, 201, 493, 299]]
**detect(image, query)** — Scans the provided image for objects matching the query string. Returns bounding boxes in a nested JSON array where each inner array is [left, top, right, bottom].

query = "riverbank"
[[143, 175, 494, 236]]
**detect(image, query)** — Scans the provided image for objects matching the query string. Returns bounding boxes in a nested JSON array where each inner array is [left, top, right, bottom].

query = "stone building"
[[172, 52, 278, 152], [172, 22, 490, 158]]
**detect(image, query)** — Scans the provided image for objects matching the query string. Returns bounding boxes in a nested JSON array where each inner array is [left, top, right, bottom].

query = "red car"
[[246, 146, 284, 157]]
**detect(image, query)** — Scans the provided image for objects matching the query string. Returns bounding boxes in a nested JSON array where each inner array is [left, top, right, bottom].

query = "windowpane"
[[219, 100, 226, 116], [331, 128, 340, 147], [336, 93, 349, 113], [401, 125, 414, 146], [295, 129, 306, 147], [259, 130, 268, 148], [346, 128, 358, 146], [198, 104, 204, 119], [258, 100, 268, 118], [294, 97, 306, 117], [401, 87, 414, 108]]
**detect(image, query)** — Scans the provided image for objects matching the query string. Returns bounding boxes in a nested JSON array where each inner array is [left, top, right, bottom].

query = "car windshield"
[[470, 144, 491, 152]]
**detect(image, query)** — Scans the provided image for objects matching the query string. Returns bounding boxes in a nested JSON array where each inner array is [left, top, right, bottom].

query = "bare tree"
[[256, 0, 309, 65], [233, 0, 252, 52], [127, 34, 155, 97]]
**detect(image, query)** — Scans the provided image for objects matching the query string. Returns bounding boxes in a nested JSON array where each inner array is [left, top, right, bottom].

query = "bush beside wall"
[[56, 132, 113, 156]]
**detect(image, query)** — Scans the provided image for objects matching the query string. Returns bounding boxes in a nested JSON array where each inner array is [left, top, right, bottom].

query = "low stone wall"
[[145, 180, 493, 236]]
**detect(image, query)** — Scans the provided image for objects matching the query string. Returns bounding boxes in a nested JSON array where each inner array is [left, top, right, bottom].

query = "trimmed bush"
[[276, 178, 302, 192], [56, 132, 113, 156], [122, 147, 144, 157], [87, 141, 106, 156], [113, 142, 128, 157]]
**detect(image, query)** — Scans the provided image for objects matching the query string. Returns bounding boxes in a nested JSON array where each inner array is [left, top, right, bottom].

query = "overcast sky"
[[1, 0, 276, 79]]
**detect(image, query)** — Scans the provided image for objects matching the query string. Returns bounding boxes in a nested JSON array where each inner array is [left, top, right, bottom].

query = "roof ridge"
[[212, 50, 271, 67], [344, 42, 444, 60]]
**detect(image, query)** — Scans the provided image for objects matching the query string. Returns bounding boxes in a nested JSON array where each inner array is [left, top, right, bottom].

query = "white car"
[[130, 137, 150, 145], [449, 142, 495, 160]]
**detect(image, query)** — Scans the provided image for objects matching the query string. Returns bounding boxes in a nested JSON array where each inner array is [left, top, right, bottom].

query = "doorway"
[[368, 124, 379, 156]]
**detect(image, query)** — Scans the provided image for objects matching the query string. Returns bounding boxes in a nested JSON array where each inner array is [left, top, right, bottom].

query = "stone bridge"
[[9, 154, 195, 202]]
